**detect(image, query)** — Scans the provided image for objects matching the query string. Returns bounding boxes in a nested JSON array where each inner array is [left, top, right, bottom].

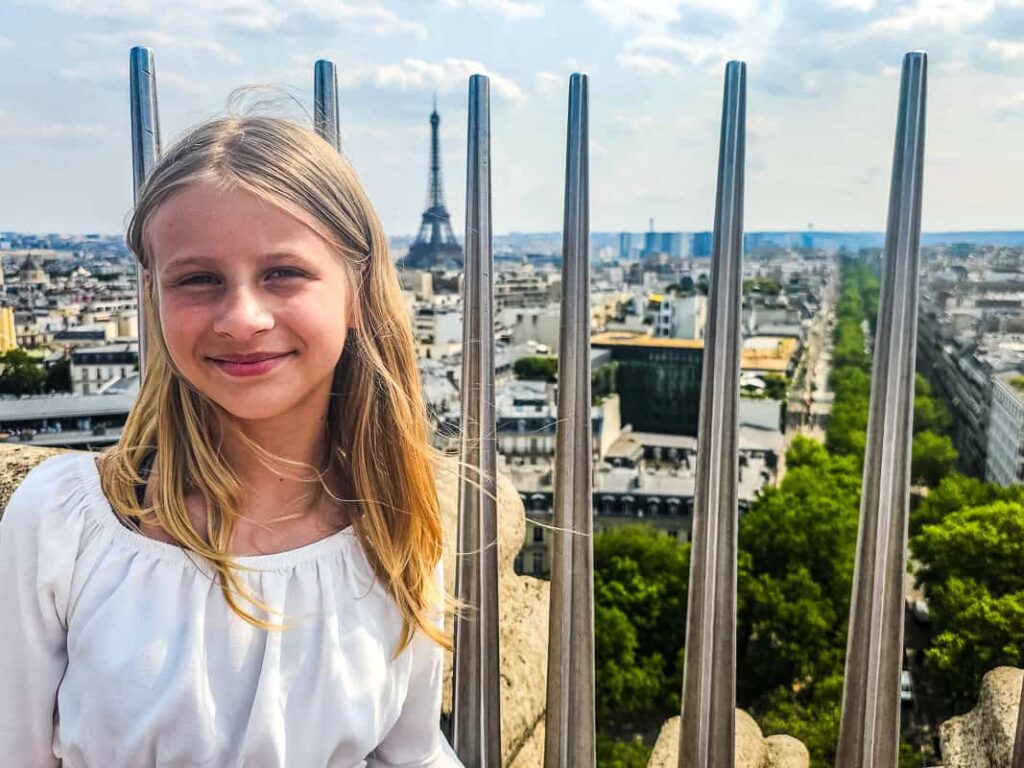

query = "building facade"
[[986, 373, 1024, 486], [71, 342, 139, 395]]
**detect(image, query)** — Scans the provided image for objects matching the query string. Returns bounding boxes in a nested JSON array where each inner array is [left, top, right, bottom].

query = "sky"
[[3, 0, 1024, 237]]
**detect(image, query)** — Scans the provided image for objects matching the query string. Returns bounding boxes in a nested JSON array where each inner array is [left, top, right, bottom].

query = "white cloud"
[[613, 1, 783, 76], [987, 39, 1024, 61], [439, 0, 544, 19], [609, 110, 656, 133], [624, 34, 719, 66], [29, 0, 426, 38], [59, 61, 208, 94], [299, 1, 426, 38], [535, 71, 564, 96], [746, 114, 778, 139], [993, 93, 1024, 120], [823, 0, 875, 9], [585, 0, 759, 26], [869, 0, 995, 33], [74, 30, 242, 64], [617, 53, 681, 75], [354, 58, 526, 103], [0, 36, 14, 49], [0, 111, 109, 139]]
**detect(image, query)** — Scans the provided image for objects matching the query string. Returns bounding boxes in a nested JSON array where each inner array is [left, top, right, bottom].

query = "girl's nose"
[[211, 287, 274, 339]]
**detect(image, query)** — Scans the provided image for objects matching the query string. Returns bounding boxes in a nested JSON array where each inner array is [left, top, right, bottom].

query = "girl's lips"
[[209, 351, 295, 378]]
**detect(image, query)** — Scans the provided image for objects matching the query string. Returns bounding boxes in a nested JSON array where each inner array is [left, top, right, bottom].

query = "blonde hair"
[[99, 115, 450, 654]]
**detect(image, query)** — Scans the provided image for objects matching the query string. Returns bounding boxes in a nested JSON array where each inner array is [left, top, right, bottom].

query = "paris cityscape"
[[4, 1, 1024, 766]]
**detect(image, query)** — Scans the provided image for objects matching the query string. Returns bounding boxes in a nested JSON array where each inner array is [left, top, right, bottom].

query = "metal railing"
[[128, 46, 160, 376], [836, 51, 927, 768], [125, 46, 981, 768]]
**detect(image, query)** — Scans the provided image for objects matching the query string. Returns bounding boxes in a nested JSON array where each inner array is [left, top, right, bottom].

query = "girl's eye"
[[267, 267, 306, 280], [177, 274, 218, 286]]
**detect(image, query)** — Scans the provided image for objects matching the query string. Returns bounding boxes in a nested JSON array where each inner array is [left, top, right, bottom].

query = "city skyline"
[[4, 1, 1024, 236]]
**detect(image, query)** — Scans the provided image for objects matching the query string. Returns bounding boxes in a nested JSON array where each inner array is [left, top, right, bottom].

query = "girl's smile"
[[208, 350, 297, 377]]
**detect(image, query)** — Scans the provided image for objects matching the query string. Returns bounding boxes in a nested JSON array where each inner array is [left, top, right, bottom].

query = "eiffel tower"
[[402, 101, 464, 269]]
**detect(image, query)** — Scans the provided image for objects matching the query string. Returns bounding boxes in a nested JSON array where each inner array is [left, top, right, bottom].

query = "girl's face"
[[145, 181, 357, 425]]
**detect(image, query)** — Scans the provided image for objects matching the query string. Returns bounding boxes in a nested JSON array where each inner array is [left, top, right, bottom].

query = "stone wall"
[[646, 711, 809, 768], [940, 666, 1024, 768]]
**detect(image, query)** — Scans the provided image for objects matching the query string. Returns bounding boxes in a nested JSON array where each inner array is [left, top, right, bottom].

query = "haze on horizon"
[[3, 0, 1024, 238]]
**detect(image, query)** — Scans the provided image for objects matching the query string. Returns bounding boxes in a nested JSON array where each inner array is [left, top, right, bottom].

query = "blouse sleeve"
[[0, 454, 85, 766], [366, 561, 463, 768]]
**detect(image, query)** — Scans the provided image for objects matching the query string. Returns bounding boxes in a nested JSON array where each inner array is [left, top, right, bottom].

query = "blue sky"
[[3, 0, 1024, 236]]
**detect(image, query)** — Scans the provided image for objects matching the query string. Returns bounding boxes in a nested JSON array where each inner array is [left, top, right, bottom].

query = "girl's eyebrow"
[[162, 250, 316, 272]]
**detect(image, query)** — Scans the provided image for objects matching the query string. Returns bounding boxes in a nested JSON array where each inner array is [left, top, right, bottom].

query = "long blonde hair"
[[99, 115, 450, 653]]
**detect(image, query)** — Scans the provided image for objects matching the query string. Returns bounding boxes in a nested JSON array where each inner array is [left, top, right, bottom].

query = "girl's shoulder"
[[1, 451, 103, 550], [0, 452, 100, 626]]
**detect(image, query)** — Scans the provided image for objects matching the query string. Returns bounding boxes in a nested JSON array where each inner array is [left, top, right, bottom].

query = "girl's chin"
[[207, 394, 303, 424]]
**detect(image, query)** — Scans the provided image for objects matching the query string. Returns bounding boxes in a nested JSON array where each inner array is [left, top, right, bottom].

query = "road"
[[778, 259, 839, 481]]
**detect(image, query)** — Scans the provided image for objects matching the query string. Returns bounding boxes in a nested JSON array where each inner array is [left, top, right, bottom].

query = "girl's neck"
[[218, 405, 334, 524]]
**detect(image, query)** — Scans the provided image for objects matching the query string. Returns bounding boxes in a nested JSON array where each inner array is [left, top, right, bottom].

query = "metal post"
[[544, 72, 595, 768], [452, 74, 502, 767], [836, 51, 927, 768], [314, 59, 341, 152], [677, 60, 746, 768], [129, 46, 161, 376]]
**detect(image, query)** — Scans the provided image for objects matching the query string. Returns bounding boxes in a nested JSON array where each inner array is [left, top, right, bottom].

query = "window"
[[532, 552, 544, 574], [532, 526, 544, 543]]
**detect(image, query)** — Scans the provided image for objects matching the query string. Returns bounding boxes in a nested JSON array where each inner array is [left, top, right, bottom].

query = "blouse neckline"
[[83, 455, 360, 572]]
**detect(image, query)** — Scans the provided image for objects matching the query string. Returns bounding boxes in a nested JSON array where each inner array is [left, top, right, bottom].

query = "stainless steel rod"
[[452, 74, 502, 767], [129, 45, 161, 376], [836, 50, 927, 768], [544, 72, 595, 768], [313, 59, 341, 152], [677, 59, 746, 768]]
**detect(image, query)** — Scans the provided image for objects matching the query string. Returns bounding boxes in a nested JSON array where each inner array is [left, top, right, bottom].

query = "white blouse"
[[0, 452, 462, 767]]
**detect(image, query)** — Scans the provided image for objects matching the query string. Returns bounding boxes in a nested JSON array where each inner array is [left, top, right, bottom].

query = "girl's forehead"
[[148, 182, 343, 269]]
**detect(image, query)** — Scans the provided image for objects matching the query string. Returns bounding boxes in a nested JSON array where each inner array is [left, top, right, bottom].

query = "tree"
[[0, 349, 45, 395], [743, 277, 782, 296], [912, 500, 1024, 706], [757, 672, 844, 766], [911, 472, 1024, 534], [596, 733, 651, 768], [913, 374, 951, 435], [593, 361, 619, 401], [44, 358, 72, 392], [761, 373, 788, 400], [824, 398, 868, 458], [911, 431, 957, 487], [594, 525, 690, 737], [512, 355, 557, 381]]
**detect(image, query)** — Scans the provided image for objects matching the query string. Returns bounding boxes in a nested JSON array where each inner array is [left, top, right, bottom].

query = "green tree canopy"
[[912, 500, 1024, 706], [44, 357, 71, 393], [512, 355, 557, 381], [0, 349, 45, 395], [911, 431, 958, 487]]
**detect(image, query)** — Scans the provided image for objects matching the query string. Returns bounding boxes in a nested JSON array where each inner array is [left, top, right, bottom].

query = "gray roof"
[[0, 392, 134, 422]]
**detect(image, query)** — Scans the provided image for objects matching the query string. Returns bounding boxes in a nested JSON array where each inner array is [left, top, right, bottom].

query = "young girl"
[[0, 115, 462, 767]]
